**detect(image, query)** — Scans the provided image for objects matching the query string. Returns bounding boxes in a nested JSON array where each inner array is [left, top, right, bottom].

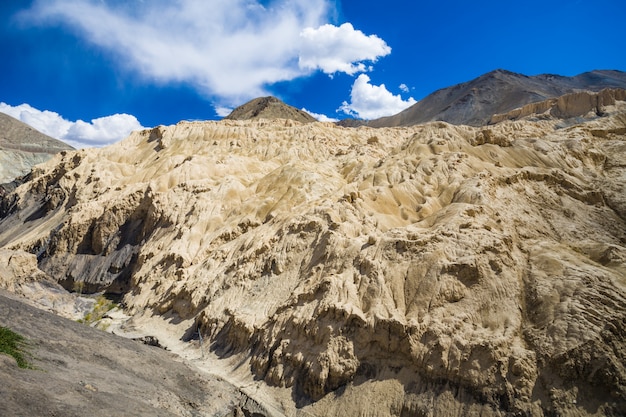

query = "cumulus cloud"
[[301, 108, 339, 123], [339, 74, 417, 120], [0, 102, 72, 139], [299, 23, 390, 75], [64, 114, 144, 147], [0, 102, 144, 148], [21, 0, 390, 107], [399, 83, 409, 93]]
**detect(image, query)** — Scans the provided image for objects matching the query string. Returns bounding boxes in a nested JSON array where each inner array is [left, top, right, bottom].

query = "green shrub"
[[79, 295, 117, 325], [0, 326, 32, 369]]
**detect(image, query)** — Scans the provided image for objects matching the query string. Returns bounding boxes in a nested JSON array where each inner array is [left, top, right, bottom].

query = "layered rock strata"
[[489, 88, 626, 124], [1, 106, 626, 416]]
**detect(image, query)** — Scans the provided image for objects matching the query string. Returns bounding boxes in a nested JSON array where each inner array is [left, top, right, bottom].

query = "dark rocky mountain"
[[224, 96, 316, 123], [339, 69, 626, 127], [0, 112, 73, 184]]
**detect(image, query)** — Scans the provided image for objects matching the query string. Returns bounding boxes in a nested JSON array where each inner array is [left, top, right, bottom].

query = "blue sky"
[[1, 0, 625, 148]]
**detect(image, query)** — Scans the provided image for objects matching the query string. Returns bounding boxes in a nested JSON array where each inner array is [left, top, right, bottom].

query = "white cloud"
[[0, 102, 72, 139], [21, 0, 389, 108], [301, 108, 339, 123], [339, 74, 417, 120], [22, 0, 329, 104], [298, 23, 391, 75], [64, 114, 144, 147], [0, 102, 144, 148], [399, 83, 409, 93], [215, 106, 233, 118]]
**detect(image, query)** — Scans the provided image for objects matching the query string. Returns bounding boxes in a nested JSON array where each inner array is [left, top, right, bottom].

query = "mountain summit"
[[224, 96, 316, 123], [350, 69, 626, 127]]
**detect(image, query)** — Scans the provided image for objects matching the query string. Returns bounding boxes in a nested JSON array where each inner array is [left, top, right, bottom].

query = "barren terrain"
[[0, 289, 272, 417], [1, 96, 625, 416]]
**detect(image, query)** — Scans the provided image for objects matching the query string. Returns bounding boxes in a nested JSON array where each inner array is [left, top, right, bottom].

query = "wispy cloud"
[[0, 103, 144, 148], [339, 74, 416, 120], [21, 0, 391, 110]]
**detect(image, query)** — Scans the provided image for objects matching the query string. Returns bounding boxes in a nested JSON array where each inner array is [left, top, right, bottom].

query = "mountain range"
[[2, 69, 626, 187], [337, 69, 626, 127], [1, 69, 626, 416]]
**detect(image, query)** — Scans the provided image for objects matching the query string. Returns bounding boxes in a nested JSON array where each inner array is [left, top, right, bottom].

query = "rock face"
[[225, 96, 317, 123], [1, 102, 626, 415], [340, 69, 626, 127], [0, 112, 73, 184], [0, 248, 96, 320], [490, 88, 626, 124]]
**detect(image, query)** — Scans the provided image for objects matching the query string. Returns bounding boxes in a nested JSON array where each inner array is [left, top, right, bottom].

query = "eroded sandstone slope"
[[1, 104, 626, 416]]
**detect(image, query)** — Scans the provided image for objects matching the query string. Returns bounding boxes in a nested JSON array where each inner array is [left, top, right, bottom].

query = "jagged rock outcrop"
[[490, 88, 626, 123], [1, 103, 626, 416], [224, 96, 317, 123], [0, 248, 96, 319], [0, 112, 73, 184], [339, 69, 626, 127]]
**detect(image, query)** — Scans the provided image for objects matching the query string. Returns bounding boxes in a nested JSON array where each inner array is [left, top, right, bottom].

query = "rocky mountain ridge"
[[489, 87, 626, 124], [0, 112, 74, 185], [1, 90, 625, 415], [338, 69, 626, 127]]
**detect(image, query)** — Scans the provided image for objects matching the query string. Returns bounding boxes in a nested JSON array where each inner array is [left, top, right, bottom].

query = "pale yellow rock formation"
[[0, 249, 47, 290], [489, 88, 626, 124], [1, 106, 626, 416]]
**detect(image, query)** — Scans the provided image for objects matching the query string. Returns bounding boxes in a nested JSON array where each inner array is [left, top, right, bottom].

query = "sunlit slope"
[[1, 105, 625, 415]]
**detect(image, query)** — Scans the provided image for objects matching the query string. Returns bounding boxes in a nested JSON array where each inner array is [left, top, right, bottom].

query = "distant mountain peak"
[[486, 68, 518, 76], [0, 112, 74, 184], [354, 69, 626, 127], [224, 96, 316, 123]]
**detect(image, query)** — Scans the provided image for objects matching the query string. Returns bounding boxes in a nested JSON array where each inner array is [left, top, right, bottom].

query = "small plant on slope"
[[0, 326, 33, 369], [78, 295, 117, 326]]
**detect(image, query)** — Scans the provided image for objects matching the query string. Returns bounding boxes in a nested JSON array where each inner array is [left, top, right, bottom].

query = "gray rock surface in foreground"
[[0, 290, 267, 417]]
